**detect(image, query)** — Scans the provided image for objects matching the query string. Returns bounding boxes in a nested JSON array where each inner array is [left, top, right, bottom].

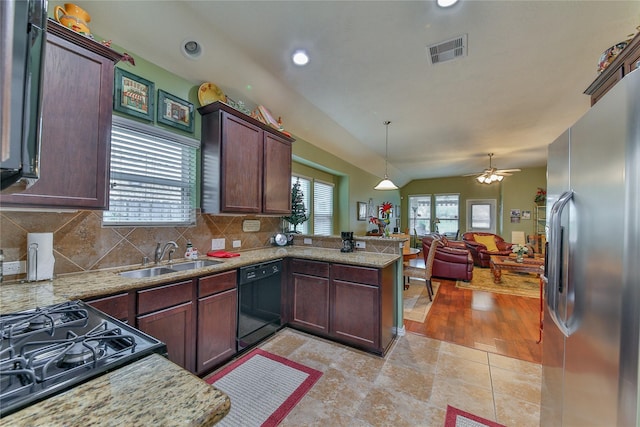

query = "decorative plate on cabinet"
[[198, 82, 226, 106]]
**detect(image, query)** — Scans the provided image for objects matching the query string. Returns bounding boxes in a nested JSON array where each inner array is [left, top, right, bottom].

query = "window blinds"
[[313, 180, 334, 235], [103, 116, 198, 226]]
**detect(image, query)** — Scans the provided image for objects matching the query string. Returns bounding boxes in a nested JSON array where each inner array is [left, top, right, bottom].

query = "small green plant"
[[283, 179, 309, 233]]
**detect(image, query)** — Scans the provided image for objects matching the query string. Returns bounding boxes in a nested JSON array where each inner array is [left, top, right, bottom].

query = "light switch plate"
[[232, 240, 241, 248], [211, 238, 225, 250], [303, 238, 312, 245], [2, 261, 25, 275], [355, 241, 366, 249]]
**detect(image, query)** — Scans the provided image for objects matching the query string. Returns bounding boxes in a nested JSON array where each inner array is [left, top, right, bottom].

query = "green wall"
[[401, 166, 547, 240]]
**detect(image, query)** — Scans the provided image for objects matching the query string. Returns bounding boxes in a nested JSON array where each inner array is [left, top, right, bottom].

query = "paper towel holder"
[[27, 242, 38, 282]]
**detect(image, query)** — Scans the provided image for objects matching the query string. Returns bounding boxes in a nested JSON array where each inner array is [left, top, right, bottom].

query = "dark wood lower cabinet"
[[331, 280, 379, 349], [136, 280, 195, 372], [196, 270, 238, 375], [85, 292, 130, 323], [291, 272, 330, 334], [137, 302, 194, 372], [288, 259, 396, 355]]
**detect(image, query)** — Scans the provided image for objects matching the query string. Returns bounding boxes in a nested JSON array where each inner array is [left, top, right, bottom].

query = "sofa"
[[462, 232, 514, 268], [422, 234, 474, 281]]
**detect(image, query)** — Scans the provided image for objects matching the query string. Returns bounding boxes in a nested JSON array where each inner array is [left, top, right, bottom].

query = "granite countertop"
[[0, 246, 400, 313], [0, 354, 230, 427], [0, 246, 399, 425]]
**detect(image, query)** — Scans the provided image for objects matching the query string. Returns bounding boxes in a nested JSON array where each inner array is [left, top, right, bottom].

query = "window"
[[408, 195, 431, 236], [466, 199, 497, 233], [434, 194, 459, 236], [103, 116, 198, 226], [313, 180, 334, 235], [290, 176, 310, 234], [290, 175, 334, 235]]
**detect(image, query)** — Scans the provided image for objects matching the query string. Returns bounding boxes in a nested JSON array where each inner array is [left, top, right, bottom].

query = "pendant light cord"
[[384, 120, 391, 176]]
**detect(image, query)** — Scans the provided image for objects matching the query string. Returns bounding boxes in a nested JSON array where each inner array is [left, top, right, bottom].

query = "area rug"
[[455, 267, 540, 298], [403, 280, 440, 323], [206, 348, 322, 427], [444, 405, 506, 427]]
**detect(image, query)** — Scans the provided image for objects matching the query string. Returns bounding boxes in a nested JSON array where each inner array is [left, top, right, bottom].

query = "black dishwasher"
[[237, 259, 282, 351]]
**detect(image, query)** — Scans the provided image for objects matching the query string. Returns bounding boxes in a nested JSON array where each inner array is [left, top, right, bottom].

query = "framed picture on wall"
[[357, 201, 368, 221], [157, 90, 194, 133], [114, 68, 154, 121]]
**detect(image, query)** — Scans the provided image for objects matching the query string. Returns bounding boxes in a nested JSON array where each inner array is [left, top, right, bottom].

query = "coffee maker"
[[341, 231, 354, 253]]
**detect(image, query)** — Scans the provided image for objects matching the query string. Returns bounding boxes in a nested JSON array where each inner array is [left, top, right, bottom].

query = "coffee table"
[[489, 255, 544, 284]]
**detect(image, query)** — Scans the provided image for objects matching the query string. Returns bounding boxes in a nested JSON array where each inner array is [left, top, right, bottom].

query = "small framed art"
[[357, 201, 368, 221], [114, 68, 154, 121], [157, 89, 194, 133]]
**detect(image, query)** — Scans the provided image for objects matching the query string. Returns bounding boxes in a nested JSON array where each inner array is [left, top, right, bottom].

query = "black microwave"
[[0, 0, 47, 191]]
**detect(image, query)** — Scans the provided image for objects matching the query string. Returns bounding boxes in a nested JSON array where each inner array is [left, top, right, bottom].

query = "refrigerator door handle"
[[545, 190, 575, 337]]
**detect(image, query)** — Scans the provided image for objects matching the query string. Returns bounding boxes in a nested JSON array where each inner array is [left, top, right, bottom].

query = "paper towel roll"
[[27, 232, 55, 281]]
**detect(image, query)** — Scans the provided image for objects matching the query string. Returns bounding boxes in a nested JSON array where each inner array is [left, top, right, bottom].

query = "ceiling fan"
[[463, 153, 521, 184]]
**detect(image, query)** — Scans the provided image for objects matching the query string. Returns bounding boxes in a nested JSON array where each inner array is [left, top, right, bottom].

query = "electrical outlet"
[[303, 238, 312, 245], [232, 240, 241, 248], [355, 241, 366, 249], [3, 261, 25, 276], [211, 238, 225, 250]]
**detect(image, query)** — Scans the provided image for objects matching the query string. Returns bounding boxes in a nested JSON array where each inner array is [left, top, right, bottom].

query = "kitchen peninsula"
[[0, 244, 401, 425]]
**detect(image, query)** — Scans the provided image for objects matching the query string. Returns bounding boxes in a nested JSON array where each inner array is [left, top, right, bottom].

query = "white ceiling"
[[76, 0, 639, 186]]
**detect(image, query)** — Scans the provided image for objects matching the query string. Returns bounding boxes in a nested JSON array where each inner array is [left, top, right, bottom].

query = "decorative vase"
[[516, 253, 524, 263], [54, 3, 92, 35]]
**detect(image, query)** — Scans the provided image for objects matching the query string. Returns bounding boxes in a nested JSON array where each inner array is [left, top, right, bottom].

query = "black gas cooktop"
[[0, 300, 166, 417]]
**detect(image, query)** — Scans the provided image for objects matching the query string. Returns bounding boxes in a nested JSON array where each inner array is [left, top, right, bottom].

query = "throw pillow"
[[474, 234, 499, 252]]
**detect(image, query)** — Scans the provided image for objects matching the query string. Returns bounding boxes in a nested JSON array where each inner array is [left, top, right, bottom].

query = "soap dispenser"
[[185, 240, 193, 259]]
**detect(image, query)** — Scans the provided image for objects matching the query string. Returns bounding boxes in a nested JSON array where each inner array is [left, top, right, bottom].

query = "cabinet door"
[[137, 302, 194, 372], [263, 133, 292, 214], [331, 279, 379, 350], [85, 293, 130, 322], [290, 273, 330, 334], [0, 30, 114, 208], [197, 288, 237, 374], [220, 112, 263, 213]]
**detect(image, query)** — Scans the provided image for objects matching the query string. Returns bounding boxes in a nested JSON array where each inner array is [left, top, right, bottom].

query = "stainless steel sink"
[[119, 267, 177, 278], [169, 260, 222, 271]]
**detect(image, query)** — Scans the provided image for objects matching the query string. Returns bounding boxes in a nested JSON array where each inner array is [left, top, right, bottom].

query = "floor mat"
[[206, 348, 322, 427], [444, 405, 506, 427]]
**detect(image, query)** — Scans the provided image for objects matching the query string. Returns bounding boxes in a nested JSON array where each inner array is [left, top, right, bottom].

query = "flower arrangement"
[[512, 244, 529, 260], [534, 187, 546, 204], [369, 202, 393, 236]]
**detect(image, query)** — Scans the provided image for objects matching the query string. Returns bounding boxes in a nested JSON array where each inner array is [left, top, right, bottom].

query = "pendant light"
[[374, 121, 398, 190]]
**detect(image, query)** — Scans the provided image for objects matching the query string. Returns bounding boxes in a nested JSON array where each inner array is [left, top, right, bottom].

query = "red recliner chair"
[[462, 232, 513, 267], [422, 235, 474, 281]]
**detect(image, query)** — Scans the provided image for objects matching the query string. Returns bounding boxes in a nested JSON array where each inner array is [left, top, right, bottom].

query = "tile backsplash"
[[0, 210, 282, 279]]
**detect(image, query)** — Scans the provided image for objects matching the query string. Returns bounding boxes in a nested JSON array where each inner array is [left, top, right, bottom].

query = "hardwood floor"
[[405, 278, 542, 364]]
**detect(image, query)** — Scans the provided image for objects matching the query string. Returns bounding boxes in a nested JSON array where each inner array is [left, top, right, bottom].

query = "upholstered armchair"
[[462, 232, 514, 267], [422, 235, 474, 281]]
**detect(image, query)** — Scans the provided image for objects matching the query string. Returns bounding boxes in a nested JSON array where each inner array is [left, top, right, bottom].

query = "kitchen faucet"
[[155, 241, 178, 264]]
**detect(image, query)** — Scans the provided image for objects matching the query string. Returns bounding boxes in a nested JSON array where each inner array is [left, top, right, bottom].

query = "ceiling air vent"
[[427, 34, 467, 65]]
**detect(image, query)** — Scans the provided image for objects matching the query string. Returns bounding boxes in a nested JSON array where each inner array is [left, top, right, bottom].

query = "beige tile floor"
[[256, 328, 541, 427]]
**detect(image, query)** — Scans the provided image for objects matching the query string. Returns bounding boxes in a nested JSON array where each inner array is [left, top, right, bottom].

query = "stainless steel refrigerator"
[[541, 68, 640, 426]]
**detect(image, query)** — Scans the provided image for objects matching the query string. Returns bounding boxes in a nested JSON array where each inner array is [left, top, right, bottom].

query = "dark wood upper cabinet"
[[199, 102, 294, 214], [585, 32, 640, 106], [0, 20, 121, 209]]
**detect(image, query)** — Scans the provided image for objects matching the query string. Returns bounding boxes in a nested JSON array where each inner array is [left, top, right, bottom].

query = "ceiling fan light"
[[497, 175, 504, 182], [477, 176, 485, 183]]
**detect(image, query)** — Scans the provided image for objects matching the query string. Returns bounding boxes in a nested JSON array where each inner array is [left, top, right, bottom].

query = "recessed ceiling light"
[[437, 0, 459, 7], [292, 49, 309, 66], [181, 39, 202, 60]]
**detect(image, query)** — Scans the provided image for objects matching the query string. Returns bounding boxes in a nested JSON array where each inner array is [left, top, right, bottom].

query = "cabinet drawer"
[[199, 270, 237, 297], [332, 264, 379, 286], [137, 280, 193, 315], [86, 293, 129, 321], [291, 259, 329, 277]]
